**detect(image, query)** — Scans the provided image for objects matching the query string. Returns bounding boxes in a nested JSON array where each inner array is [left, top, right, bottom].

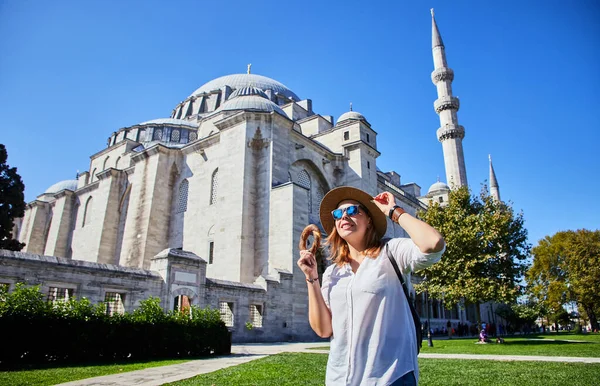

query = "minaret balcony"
[[431, 67, 454, 84], [436, 124, 465, 141], [434, 96, 460, 113]]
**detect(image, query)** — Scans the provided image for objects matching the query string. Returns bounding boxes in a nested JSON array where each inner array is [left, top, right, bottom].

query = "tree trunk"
[[476, 302, 482, 330], [583, 305, 598, 331]]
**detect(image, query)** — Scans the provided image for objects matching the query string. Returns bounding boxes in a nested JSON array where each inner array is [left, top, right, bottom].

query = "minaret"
[[489, 155, 501, 201], [431, 9, 468, 188]]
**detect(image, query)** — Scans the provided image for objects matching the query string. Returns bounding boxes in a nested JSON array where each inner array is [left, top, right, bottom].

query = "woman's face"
[[334, 199, 372, 241]]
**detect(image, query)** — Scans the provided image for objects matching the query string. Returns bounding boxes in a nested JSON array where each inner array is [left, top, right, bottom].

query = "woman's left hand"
[[372, 191, 396, 215]]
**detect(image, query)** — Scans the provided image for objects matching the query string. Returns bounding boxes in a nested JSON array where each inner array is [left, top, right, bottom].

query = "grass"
[[0, 358, 190, 386], [166, 352, 600, 386], [309, 333, 600, 357], [4, 333, 599, 385], [418, 359, 599, 386]]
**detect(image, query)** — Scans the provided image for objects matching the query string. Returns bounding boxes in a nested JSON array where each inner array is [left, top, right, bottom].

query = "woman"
[[298, 186, 445, 386]]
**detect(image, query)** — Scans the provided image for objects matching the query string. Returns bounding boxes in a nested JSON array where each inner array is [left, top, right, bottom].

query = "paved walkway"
[[56, 342, 600, 386]]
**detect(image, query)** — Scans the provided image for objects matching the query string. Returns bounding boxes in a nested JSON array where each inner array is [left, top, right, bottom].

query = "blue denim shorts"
[[389, 371, 417, 386]]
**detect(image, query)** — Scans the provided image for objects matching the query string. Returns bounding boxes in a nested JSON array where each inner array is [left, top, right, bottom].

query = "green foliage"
[[131, 296, 166, 323], [527, 229, 600, 331], [0, 144, 26, 251], [415, 186, 530, 313], [550, 308, 571, 327], [0, 284, 230, 368], [495, 302, 539, 332]]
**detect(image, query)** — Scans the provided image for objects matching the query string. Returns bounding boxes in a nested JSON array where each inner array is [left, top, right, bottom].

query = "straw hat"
[[319, 186, 387, 237]]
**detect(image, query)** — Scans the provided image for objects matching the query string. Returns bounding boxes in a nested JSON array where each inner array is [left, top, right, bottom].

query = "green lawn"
[[3, 334, 599, 386], [309, 334, 600, 357], [166, 352, 600, 386], [0, 359, 190, 386]]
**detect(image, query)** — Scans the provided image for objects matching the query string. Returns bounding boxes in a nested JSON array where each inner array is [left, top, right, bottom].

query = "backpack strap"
[[385, 243, 423, 353], [385, 244, 411, 302]]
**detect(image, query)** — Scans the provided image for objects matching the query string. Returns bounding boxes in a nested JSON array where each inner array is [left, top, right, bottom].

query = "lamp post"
[[424, 276, 433, 347]]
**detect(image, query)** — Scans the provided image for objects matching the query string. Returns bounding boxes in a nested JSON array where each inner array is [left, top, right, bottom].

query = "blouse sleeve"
[[387, 237, 445, 274], [320, 264, 335, 309]]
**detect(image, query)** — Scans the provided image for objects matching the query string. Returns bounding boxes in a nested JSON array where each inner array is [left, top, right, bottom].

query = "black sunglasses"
[[331, 204, 364, 221]]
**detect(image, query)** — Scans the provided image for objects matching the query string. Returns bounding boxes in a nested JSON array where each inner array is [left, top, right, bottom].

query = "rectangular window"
[[209, 241, 214, 264], [343, 131, 349, 140], [105, 292, 125, 315], [249, 304, 263, 328], [367, 161, 370, 169], [366, 133, 370, 143], [48, 287, 73, 303], [219, 301, 234, 327]]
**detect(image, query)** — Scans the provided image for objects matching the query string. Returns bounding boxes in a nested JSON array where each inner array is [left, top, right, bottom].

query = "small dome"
[[139, 118, 198, 128], [338, 111, 366, 124], [218, 95, 288, 117], [190, 73, 299, 101], [45, 180, 78, 194], [428, 181, 450, 194], [229, 86, 269, 100]]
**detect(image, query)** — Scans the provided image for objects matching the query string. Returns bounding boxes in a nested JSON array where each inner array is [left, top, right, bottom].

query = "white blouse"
[[320, 238, 445, 386]]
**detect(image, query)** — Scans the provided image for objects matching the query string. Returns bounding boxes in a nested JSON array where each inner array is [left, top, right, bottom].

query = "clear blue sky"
[[1, 0, 598, 247]]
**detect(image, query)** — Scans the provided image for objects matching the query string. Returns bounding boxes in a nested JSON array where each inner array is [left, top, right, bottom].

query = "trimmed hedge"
[[0, 284, 231, 367]]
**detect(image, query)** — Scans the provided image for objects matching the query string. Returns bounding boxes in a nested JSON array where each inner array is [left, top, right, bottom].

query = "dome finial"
[[247, 63, 252, 74], [437, 175, 440, 182], [350, 102, 353, 111]]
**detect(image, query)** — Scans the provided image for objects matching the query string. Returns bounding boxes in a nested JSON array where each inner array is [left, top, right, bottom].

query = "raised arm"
[[373, 191, 445, 253]]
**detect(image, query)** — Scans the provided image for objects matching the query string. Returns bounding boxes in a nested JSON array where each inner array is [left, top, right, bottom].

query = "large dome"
[[190, 74, 299, 101], [45, 180, 78, 194]]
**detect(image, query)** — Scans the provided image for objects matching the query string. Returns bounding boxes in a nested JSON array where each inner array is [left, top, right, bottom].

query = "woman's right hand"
[[297, 250, 318, 279]]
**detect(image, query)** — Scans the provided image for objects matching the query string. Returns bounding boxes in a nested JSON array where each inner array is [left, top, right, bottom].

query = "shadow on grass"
[[502, 340, 592, 346], [0, 352, 248, 372]]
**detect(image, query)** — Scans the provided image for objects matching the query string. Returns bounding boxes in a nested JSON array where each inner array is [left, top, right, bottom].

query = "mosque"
[[3, 12, 500, 341]]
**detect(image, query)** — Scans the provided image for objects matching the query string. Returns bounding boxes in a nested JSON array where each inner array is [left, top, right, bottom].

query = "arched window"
[[297, 169, 311, 212], [176, 179, 189, 213], [210, 168, 219, 205], [102, 156, 110, 170], [82, 197, 93, 227], [90, 168, 97, 182], [171, 129, 180, 142], [115, 156, 121, 169], [153, 128, 163, 141], [173, 295, 190, 312], [189, 131, 197, 141]]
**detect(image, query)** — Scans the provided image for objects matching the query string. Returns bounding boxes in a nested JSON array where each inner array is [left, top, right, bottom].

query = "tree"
[[0, 144, 26, 251], [415, 186, 530, 327], [495, 301, 538, 333], [527, 229, 600, 331]]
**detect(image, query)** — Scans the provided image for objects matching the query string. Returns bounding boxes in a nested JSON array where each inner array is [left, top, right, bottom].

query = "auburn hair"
[[325, 206, 383, 265]]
